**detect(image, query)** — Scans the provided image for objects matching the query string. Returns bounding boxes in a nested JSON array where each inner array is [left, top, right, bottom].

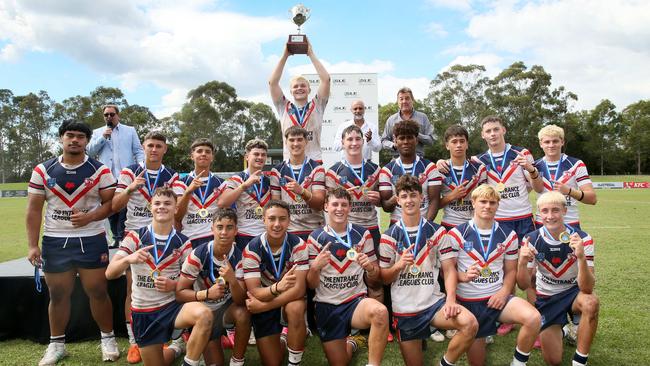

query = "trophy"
[[287, 4, 310, 54]]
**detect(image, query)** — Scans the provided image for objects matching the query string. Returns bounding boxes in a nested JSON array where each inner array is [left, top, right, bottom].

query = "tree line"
[[1, 61, 648, 183]]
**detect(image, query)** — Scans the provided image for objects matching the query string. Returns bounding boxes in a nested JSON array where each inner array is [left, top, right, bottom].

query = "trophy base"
[[287, 34, 308, 54]]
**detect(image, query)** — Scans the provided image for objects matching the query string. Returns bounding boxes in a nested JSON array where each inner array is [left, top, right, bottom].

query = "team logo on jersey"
[[340, 176, 348, 185], [46, 178, 57, 188], [419, 173, 427, 184], [64, 182, 76, 190], [445, 176, 453, 185], [551, 257, 562, 265], [535, 252, 545, 261], [463, 242, 473, 252], [497, 242, 507, 254], [280, 177, 287, 185], [84, 178, 95, 187]]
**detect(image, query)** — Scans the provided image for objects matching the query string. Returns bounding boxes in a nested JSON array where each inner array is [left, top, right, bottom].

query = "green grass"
[[1, 182, 650, 365], [0, 182, 28, 190]]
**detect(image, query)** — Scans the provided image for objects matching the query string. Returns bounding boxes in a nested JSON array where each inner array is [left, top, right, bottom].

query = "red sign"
[[623, 182, 650, 188]]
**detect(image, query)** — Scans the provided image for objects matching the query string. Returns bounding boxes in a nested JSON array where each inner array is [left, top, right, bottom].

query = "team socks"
[[440, 355, 455, 366], [572, 351, 589, 365], [50, 334, 65, 346], [229, 356, 245, 366], [100, 330, 115, 339], [511, 346, 531, 365], [288, 347, 304, 365], [183, 356, 199, 366]]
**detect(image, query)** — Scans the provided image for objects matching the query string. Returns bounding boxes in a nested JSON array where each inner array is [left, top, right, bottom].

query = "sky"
[[1, 0, 649, 118]]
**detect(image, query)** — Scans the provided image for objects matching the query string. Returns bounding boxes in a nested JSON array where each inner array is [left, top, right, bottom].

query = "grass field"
[[1, 178, 649, 365]]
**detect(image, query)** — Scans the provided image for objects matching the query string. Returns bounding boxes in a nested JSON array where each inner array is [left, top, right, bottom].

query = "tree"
[[580, 100, 624, 175], [622, 100, 650, 174], [0, 89, 15, 183]]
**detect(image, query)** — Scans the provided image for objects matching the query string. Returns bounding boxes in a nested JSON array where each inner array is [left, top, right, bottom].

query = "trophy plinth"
[[287, 4, 310, 55]]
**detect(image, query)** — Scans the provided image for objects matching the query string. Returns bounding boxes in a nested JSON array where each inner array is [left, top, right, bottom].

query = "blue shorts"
[[459, 296, 513, 338], [393, 298, 446, 342], [190, 235, 214, 249], [251, 305, 286, 339], [496, 216, 536, 241], [536, 286, 580, 331], [315, 297, 363, 342], [235, 234, 255, 252], [41, 234, 110, 273], [209, 298, 233, 340], [132, 301, 184, 347]]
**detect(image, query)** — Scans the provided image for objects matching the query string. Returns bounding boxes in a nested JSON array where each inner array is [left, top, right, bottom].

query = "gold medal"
[[409, 265, 420, 275], [346, 248, 358, 261], [150, 269, 161, 280], [480, 266, 492, 277], [559, 231, 571, 244], [361, 187, 369, 196], [197, 208, 209, 218], [255, 206, 263, 216], [146, 202, 152, 212], [495, 183, 506, 192], [216, 276, 226, 285], [295, 193, 303, 203]]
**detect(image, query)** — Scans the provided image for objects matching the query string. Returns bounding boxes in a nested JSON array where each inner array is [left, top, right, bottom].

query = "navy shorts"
[[536, 286, 580, 331], [41, 233, 109, 273], [190, 235, 214, 249], [251, 305, 286, 339], [393, 298, 446, 342], [132, 301, 184, 347], [496, 216, 536, 241], [209, 298, 233, 340], [459, 296, 513, 338], [235, 234, 255, 252], [315, 297, 363, 342]]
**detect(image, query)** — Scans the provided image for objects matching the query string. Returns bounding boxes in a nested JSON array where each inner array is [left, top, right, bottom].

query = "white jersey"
[[224, 170, 272, 236], [275, 95, 327, 162], [448, 220, 519, 301], [180, 243, 244, 311], [475, 144, 534, 220], [440, 160, 487, 227], [270, 159, 326, 235], [379, 220, 451, 314], [28, 156, 116, 237], [242, 233, 308, 287], [179, 173, 226, 240], [523, 228, 594, 296], [534, 154, 592, 225], [326, 160, 380, 229], [116, 163, 185, 231], [378, 157, 442, 223], [116, 227, 192, 310], [308, 224, 376, 305]]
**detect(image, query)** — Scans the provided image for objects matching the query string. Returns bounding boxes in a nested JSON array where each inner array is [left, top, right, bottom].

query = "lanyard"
[[448, 160, 468, 186], [192, 171, 212, 207], [287, 158, 307, 184], [399, 218, 424, 257], [248, 171, 265, 204], [542, 224, 574, 241], [488, 145, 511, 178], [208, 243, 229, 283], [144, 164, 163, 197], [397, 156, 418, 176], [328, 224, 353, 249], [472, 222, 496, 262], [343, 160, 365, 186], [542, 155, 566, 188], [264, 234, 289, 280], [291, 102, 311, 128], [148, 225, 175, 267]]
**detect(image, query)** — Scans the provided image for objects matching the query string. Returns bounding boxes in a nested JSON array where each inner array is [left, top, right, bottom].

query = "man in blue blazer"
[[88, 104, 145, 248]]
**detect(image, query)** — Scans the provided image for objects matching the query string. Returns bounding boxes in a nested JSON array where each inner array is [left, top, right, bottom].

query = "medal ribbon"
[[248, 171, 265, 205], [264, 234, 289, 280], [144, 165, 163, 198], [488, 144, 511, 180], [208, 242, 228, 283], [291, 101, 311, 128], [193, 171, 212, 208], [343, 160, 365, 186], [328, 224, 353, 249], [399, 218, 424, 257], [287, 158, 307, 184], [148, 225, 175, 268], [541, 224, 574, 242], [471, 222, 496, 262], [448, 160, 468, 186], [397, 156, 419, 176], [542, 154, 566, 189]]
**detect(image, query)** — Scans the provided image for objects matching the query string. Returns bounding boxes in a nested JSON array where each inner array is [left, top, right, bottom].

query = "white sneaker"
[[248, 330, 257, 345], [168, 337, 186, 358], [445, 329, 457, 339], [39, 343, 68, 366], [101, 336, 120, 362], [563, 323, 578, 345], [430, 330, 445, 342], [485, 335, 494, 344]]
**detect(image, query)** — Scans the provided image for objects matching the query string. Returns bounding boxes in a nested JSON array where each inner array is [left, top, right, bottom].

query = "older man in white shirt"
[[333, 100, 381, 160]]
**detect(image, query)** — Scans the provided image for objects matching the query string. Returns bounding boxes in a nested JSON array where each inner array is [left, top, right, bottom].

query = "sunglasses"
[[104, 113, 116, 117]]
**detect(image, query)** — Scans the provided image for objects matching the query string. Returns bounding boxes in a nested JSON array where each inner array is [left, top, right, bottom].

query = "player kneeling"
[[380, 175, 478, 366], [106, 187, 212, 366], [517, 191, 598, 366], [307, 187, 389, 366], [243, 200, 309, 366], [176, 208, 251, 366], [448, 184, 541, 366]]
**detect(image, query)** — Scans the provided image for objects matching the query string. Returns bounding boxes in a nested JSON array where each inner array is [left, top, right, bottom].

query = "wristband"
[[568, 188, 573, 196], [578, 190, 585, 201], [206, 287, 210, 300]]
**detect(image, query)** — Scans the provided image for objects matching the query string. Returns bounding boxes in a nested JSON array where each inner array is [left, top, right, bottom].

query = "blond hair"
[[536, 191, 567, 208], [538, 124, 565, 141], [289, 75, 310, 89], [471, 184, 501, 202]]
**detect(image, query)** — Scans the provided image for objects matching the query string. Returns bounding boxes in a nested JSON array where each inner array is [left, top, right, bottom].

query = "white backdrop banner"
[[303, 73, 379, 168]]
